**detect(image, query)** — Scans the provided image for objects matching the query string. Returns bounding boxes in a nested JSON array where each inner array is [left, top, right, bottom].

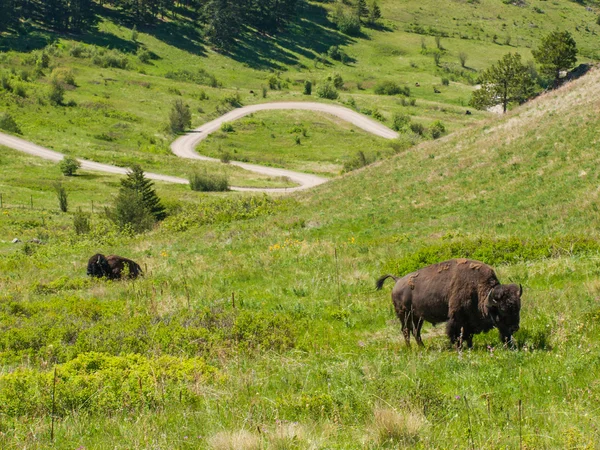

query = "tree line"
[[0, 0, 304, 48]]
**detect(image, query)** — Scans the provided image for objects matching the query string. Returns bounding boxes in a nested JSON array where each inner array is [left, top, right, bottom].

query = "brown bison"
[[87, 253, 143, 280], [376, 259, 522, 348]]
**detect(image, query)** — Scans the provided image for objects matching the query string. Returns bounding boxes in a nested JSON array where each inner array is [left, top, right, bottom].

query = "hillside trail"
[[0, 102, 398, 192]]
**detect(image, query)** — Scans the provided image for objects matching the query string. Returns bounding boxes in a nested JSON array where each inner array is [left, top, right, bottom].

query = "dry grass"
[[208, 429, 262, 450], [370, 407, 426, 447]]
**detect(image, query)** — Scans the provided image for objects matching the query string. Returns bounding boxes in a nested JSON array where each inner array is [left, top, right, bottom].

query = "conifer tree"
[[120, 165, 166, 221], [367, 0, 381, 25], [532, 31, 578, 88], [356, 0, 368, 22]]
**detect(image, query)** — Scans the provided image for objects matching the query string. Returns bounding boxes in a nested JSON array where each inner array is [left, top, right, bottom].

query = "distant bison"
[[376, 259, 522, 348], [87, 253, 143, 280]]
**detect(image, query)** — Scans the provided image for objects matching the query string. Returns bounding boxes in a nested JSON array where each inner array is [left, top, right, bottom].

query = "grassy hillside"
[[0, 0, 598, 182], [1, 60, 600, 448]]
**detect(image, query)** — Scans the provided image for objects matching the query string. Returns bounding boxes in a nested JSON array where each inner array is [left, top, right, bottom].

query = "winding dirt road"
[[0, 102, 398, 192]]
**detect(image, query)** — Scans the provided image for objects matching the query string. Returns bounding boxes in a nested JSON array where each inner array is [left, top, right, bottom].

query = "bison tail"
[[376, 274, 399, 290]]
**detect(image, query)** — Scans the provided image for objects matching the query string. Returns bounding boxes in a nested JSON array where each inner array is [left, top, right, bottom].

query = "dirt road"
[[1, 102, 398, 192]]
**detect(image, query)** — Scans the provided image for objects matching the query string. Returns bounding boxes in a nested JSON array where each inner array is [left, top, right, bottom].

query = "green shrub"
[[0, 113, 22, 134], [164, 69, 221, 87], [189, 171, 229, 192], [137, 48, 152, 63], [59, 156, 81, 176], [327, 72, 344, 89], [343, 150, 375, 172], [219, 149, 232, 163], [51, 68, 76, 86], [54, 182, 68, 212], [106, 188, 155, 233], [48, 80, 65, 106], [220, 122, 234, 132], [374, 81, 409, 96], [335, 11, 361, 36], [169, 99, 191, 133], [303, 80, 312, 95], [316, 82, 338, 100], [410, 122, 425, 135], [73, 207, 91, 234], [441, 77, 449, 86], [392, 113, 411, 132], [268, 74, 281, 90], [430, 120, 446, 139]]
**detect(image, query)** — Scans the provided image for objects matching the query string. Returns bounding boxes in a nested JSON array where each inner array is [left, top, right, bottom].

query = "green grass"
[[1, 66, 600, 447]]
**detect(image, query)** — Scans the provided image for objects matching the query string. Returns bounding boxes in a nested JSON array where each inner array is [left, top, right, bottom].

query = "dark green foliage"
[[392, 113, 410, 132], [367, 0, 381, 25], [470, 52, 534, 113], [374, 81, 410, 96], [316, 81, 338, 99], [333, 6, 361, 36], [107, 188, 155, 233], [48, 79, 65, 106], [409, 122, 424, 135], [303, 80, 312, 95], [356, 0, 368, 21], [204, 0, 242, 49], [532, 31, 578, 88], [164, 69, 221, 88], [59, 156, 81, 176], [54, 182, 68, 212], [0, 113, 21, 134], [169, 99, 192, 133], [189, 171, 230, 192], [120, 165, 166, 221], [459, 51, 468, 67], [73, 208, 90, 235], [430, 120, 446, 139]]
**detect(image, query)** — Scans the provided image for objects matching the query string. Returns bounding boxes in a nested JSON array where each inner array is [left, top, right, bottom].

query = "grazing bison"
[[376, 259, 522, 348], [87, 253, 143, 280]]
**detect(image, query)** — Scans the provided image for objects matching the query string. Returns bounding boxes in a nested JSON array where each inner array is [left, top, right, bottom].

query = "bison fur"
[[377, 259, 521, 348], [87, 253, 143, 280]]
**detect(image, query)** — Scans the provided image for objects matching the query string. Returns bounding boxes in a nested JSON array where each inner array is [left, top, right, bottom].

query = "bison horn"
[[486, 287, 496, 305], [97, 256, 101, 264], [519, 284, 523, 297]]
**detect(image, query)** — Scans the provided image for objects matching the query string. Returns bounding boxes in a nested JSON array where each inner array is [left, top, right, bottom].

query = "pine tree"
[[356, 0, 368, 22], [532, 31, 578, 88], [204, 0, 242, 49], [470, 52, 534, 113], [367, 0, 381, 25], [120, 165, 166, 221]]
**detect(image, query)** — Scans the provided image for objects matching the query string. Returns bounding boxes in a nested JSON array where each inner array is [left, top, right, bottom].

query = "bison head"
[[87, 253, 111, 278], [485, 284, 522, 344]]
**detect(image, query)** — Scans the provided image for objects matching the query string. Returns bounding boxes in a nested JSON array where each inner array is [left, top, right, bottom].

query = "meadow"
[[1, 63, 600, 448], [2, 0, 600, 447]]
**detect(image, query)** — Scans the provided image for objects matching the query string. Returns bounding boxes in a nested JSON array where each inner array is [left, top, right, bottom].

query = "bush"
[[328, 72, 344, 89], [459, 51, 468, 68], [0, 113, 22, 134], [267, 74, 281, 90], [51, 68, 76, 86], [374, 80, 410, 96], [316, 82, 338, 100], [441, 77, 449, 86], [73, 208, 91, 235], [59, 156, 81, 176], [335, 11, 361, 36], [392, 113, 410, 132], [430, 120, 446, 139], [219, 149, 232, 163], [189, 172, 229, 192], [54, 182, 68, 213], [410, 122, 425, 135], [303, 80, 312, 95], [169, 99, 191, 133], [164, 69, 221, 88], [49, 80, 65, 106], [69, 44, 86, 57], [220, 122, 234, 132], [343, 150, 375, 172], [137, 48, 152, 63]]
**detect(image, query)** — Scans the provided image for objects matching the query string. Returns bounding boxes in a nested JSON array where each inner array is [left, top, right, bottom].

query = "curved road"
[[0, 102, 398, 192]]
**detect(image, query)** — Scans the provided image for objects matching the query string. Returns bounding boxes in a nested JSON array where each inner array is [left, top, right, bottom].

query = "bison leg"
[[398, 309, 411, 346], [413, 317, 425, 347], [446, 317, 463, 347]]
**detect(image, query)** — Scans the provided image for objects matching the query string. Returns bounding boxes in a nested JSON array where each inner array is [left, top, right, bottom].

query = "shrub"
[[267, 74, 281, 90], [335, 11, 361, 36], [374, 80, 410, 96], [48, 80, 65, 106], [372, 108, 384, 121], [164, 69, 221, 88], [189, 171, 229, 192], [169, 99, 191, 133], [432, 49, 442, 66], [0, 113, 22, 134], [328, 45, 341, 60], [51, 68, 76, 86], [0, 74, 12, 91], [303, 80, 312, 95], [137, 48, 152, 63], [343, 150, 375, 172], [54, 182, 68, 212], [59, 156, 81, 176], [220, 149, 232, 163], [459, 51, 468, 67], [441, 77, 449, 86], [410, 122, 425, 135], [69, 44, 86, 57], [220, 122, 234, 132], [316, 82, 338, 100], [37, 52, 50, 69], [73, 207, 90, 235], [392, 113, 410, 132], [430, 120, 446, 139]]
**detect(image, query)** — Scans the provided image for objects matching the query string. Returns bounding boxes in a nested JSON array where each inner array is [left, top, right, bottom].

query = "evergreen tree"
[[532, 30, 578, 88], [169, 99, 192, 133], [204, 0, 242, 49], [470, 52, 534, 113], [367, 0, 381, 25], [120, 165, 166, 221], [0, 0, 16, 32], [356, 0, 368, 22]]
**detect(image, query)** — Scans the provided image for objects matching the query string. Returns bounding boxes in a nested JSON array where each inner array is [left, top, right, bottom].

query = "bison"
[[376, 258, 522, 348], [87, 253, 143, 280]]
